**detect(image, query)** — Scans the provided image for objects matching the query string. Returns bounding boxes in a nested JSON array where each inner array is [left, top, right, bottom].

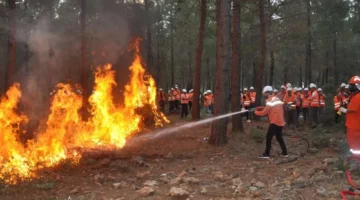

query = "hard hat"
[[203, 92, 208, 95], [182, 89, 187, 93], [168, 90, 170, 93], [345, 84, 349, 89], [175, 85, 178, 87], [297, 87, 302, 91], [189, 89, 193, 92], [294, 87, 298, 91], [309, 83, 316, 88], [250, 86, 254, 90], [244, 88, 248, 91], [171, 88, 174, 90], [206, 90, 212, 93], [159, 88, 163, 91], [318, 88, 322, 92], [273, 89, 278, 92], [341, 83, 346, 88], [281, 85, 286, 89], [262, 86, 273, 93], [349, 76, 360, 84], [304, 88, 309, 91], [287, 87, 293, 91], [286, 83, 291, 88]]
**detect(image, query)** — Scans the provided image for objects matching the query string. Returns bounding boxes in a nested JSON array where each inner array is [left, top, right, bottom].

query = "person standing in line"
[[180, 89, 189, 119], [284, 87, 297, 128], [188, 89, 193, 112], [157, 88, 165, 112], [243, 88, 252, 122], [294, 88, 302, 121], [309, 83, 319, 128], [250, 86, 256, 119], [278, 85, 286, 101], [302, 88, 310, 123], [318, 88, 326, 121], [174, 85, 181, 110], [168, 89, 174, 114], [255, 86, 288, 159], [334, 90, 343, 123]]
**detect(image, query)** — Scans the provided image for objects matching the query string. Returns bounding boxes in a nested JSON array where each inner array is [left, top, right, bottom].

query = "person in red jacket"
[[334, 90, 343, 123], [255, 86, 288, 159], [180, 89, 189, 119], [339, 76, 360, 155]]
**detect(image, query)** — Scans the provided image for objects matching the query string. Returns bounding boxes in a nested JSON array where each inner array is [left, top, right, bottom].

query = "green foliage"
[[310, 128, 331, 148], [249, 127, 264, 143]]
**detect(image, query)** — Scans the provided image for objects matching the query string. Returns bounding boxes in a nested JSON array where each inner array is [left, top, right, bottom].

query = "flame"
[[0, 38, 169, 184]]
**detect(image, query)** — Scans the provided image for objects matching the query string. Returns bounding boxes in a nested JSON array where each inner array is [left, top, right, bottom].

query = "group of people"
[[242, 83, 326, 128]]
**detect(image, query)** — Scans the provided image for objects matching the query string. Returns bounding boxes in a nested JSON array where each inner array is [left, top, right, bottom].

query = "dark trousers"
[[286, 109, 298, 127], [250, 103, 255, 118], [181, 104, 188, 118], [310, 107, 319, 126], [244, 106, 250, 120], [302, 108, 309, 122], [296, 106, 301, 119], [188, 101, 192, 111], [169, 101, 174, 113], [159, 100, 165, 111], [265, 124, 287, 156], [175, 100, 180, 109], [335, 111, 341, 124]]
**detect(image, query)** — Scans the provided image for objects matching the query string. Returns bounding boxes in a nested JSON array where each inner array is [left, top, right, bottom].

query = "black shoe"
[[258, 154, 270, 159], [281, 153, 289, 158]]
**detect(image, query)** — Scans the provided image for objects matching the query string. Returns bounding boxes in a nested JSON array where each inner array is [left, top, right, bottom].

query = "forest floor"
[[0, 114, 357, 200]]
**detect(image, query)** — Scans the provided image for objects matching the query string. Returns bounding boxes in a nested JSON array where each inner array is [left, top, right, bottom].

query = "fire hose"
[[341, 157, 360, 200]]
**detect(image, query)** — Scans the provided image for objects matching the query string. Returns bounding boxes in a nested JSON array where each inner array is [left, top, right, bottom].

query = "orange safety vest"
[[168, 92, 173, 101], [302, 95, 310, 108], [319, 94, 325, 107], [310, 91, 319, 107], [188, 93, 193, 102], [295, 93, 301, 107], [171, 91, 177, 101], [250, 92, 256, 104], [207, 93, 214, 104], [284, 94, 296, 110], [243, 94, 251, 106], [157, 91, 165, 101], [181, 93, 189, 104], [334, 96, 342, 111], [175, 89, 181, 100]]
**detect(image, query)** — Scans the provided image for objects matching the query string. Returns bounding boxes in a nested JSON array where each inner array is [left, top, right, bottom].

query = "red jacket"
[[255, 95, 285, 127]]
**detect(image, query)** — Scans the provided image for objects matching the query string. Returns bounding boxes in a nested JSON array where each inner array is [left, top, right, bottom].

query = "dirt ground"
[[0, 116, 355, 200]]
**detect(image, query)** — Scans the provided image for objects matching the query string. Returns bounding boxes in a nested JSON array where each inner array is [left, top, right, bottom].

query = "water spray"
[[129, 108, 256, 143]]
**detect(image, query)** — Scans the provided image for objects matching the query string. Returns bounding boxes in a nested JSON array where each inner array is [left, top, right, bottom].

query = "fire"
[[0, 38, 169, 184]]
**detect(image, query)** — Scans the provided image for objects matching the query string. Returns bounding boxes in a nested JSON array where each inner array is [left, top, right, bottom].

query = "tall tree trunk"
[[187, 38, 193, 89], [283, 59, 288, 84], [254, 0, 266, 108], [268, 0, 275, 86], [80, 0, 87, 95], [231, 0, 243, 133], [145, 0, 153, 73], [299, 64, 302, 86], [7, 0, 16, 89], [192, 0, 206, 120], [206, 58, 211, 89], [209, 0, 231, 146], [24, 0, 29, 75], [157, 39, 161, 85], [170, 2, 175, 86], [333, 31, 338, 84], [305, 0, 312, 85]]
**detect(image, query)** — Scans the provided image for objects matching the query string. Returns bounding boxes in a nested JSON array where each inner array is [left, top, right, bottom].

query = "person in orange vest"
[[302, 88, 310, 122], [334, 90, 343, 123], [243, 88, 252, 122], [309, 83, 319, 128], [188, 89, 193, 112], [203, 91, 210, 114], [273, 89, 278, 97], [168, 88, 175, 114], [255, 86, 288, 159], [157, 88, 165, 111], [174, 85, 181, 110], [318, 88, 326, 120], [206, 90, 214, 115], [180, 89, 189, 119], [278, 85, 286, 101], [339, 76, 360, 155], [250, 86, 256, 117], [284, 87, 298, 128], [294, 87, 302, 121]]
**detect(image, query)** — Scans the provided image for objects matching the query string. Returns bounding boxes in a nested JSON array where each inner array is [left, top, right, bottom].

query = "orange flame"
[[0, 38, 169, 184]]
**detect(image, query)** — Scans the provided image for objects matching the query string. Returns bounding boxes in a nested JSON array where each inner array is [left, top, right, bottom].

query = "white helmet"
[[262, 86, 273, 93], [297, 87, 302, 91], [294, 87, 298, 91], [250, 86, 254, 90], [244, 88, 248, 91], [171, 88, 174, 90], [341, 83, 346, 88], [159, 88, 163, 91], [287, 87, 293, 91], [168, 90, 170, 93], [309, 83, 316, 88], [273, 89, 278, 92], [182, 89, 187, 93], [318, 88, 322, 92], [286, 83, 292, 88], [189, 89, 193, 92], [345, 84, 349, 89], [281, 85, 286, 89], [203, 92, 208, 95], [206, 90, 212, 93], [304, 88, 309, 91]]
